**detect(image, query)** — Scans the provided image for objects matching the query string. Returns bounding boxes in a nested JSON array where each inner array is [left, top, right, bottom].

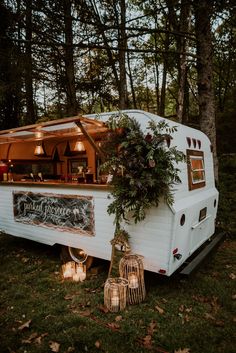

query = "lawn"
[[0, 156, 235, 353], [0, 230, 235, 353]]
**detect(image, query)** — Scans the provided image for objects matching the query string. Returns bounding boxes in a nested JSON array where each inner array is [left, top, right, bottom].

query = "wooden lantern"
[[119, 254, 146, 304], [104, 277, 128, 312]]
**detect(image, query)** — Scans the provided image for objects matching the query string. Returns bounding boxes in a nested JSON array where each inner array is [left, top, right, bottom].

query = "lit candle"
[[111, 295, 119, 308], [63, 268, 72, 279], [72, 273, 80, 282], [128, 272, 139, 289], [111, 287, 119, 308], [62, 262, 75, 279], [77, 265, 83, 273], [79, 271, 86, 281], [73, 264, 86, 282]]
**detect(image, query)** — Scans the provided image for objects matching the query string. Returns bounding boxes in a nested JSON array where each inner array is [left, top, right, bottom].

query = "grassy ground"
[[0, 234, 235, 353], [0, 156, 235, 353]]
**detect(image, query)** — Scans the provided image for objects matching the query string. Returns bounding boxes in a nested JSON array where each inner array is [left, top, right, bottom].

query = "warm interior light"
[[35, 131, 43, 139], [34, 141, 46, 156], [74, 140, 85, 152], [111, 287, 120, 307], [128, 272, 139, 289]]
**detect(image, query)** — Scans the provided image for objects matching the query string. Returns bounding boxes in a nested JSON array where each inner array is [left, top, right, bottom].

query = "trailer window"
[[187, 150, 206, 190]]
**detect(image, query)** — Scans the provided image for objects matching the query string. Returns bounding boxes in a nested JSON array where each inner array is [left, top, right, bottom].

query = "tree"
[[194, 0, 218, 180], [63, 0, 77, 115], [117, 0, 128, 109], [24, 0, 36, 124], [0, 1, 21, 129]]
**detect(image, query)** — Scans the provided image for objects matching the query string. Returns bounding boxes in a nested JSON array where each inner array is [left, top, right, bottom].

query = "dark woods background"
[[0, 0, 235, 157]]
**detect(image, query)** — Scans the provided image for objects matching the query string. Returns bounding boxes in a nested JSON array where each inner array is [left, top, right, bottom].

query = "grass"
[[0, 156, 236, 353], [0, 234, 235, 353]]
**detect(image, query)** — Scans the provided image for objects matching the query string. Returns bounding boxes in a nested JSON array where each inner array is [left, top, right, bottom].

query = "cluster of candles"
[[62, 261, 86, 282]]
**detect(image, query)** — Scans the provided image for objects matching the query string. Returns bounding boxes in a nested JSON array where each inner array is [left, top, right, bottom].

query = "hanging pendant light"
[[34, 141, 46, 156], [74, 140, 86, 152]]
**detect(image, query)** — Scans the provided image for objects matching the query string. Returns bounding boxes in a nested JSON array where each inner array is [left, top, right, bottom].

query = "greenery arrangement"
[[101, 113, 185, 230]]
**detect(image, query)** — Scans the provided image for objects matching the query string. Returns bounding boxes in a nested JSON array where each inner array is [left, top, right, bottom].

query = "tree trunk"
[[118, 0, 128, 109], [127, 52, 137, 108], [25, 0, 36, 124], [154, 17, 160, 114], [87, 0, 120, 98], [63, 0, 77, 116], [160, 26, 169, 116], [176, 0, 191, 123], [194, 0, 218, 181]]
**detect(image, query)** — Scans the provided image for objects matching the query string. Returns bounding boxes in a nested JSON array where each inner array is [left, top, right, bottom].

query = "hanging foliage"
[[101, 113, 185, 227]]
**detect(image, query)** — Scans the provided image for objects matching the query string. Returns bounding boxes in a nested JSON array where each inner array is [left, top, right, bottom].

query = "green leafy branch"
[[101, 113, 185, 227]]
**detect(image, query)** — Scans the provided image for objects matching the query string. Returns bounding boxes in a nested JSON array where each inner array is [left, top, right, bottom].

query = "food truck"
[[0, 110, 219, 276]]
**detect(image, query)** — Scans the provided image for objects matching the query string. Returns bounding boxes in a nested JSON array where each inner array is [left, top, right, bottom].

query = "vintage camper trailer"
[[0, 110, 218, 276]]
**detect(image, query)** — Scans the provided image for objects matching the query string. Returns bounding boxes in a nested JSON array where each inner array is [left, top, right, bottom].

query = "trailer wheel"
[[60, 246, 94, 269]]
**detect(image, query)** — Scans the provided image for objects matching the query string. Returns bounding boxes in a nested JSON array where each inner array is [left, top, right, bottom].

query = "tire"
[[60, 245, 94, 269]]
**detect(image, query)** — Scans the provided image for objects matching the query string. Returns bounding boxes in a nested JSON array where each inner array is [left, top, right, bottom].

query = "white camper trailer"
[[0, 110, 218, 276]]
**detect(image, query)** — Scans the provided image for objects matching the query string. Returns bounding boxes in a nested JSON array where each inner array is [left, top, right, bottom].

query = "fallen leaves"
[[95, 340, 101, 348], [178, 305, 192, 324], [229, 273, 236, 280], [155, 305, 164, 314], [192, 295, 224, 327], [192, 295, 221, 316], [22, 332, 48, 345], [98, 304, 109, 313], [141, 334, 152, 349], [147, 320, 158, 336], [204, 313, 225, 327], [204, 313, 215, 321], [115, 315, 123, 322], [21, 332, 38, 344], [49, 341, 60, 352], [138, 320, 158, 349], [64, 292, 80, 301], [21, 256, 30, 263], [106, 322, 120, 331], [18, 319, 32, 331]]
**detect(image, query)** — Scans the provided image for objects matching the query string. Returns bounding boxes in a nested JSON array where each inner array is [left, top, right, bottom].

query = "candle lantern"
[[62, 261, 77, 279], [119, 254, 146, 304], [72, 263, 86, 282], [104, 277, 128, 312], [62, 261, 86, 282]]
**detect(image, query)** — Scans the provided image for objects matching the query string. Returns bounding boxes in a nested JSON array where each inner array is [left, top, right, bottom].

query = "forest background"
[[0, 0, 235, 170], [0, 2, 236, 352]]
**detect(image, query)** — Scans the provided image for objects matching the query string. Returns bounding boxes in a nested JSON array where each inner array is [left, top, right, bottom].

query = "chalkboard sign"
[[13, 191, 94, 236]]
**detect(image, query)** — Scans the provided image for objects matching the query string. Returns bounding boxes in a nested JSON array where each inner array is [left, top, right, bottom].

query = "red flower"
[[145, 133, 153, 142]]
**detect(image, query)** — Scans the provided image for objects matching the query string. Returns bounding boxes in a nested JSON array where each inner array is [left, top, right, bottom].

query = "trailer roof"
[[0, 115, 108, 145]]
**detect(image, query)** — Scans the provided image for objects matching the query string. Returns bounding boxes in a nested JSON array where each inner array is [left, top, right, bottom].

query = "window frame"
[[187, 149, 206, 190]]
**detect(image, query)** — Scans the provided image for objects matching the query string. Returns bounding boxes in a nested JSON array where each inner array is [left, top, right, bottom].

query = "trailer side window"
[[187, 150, 206, 190]]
